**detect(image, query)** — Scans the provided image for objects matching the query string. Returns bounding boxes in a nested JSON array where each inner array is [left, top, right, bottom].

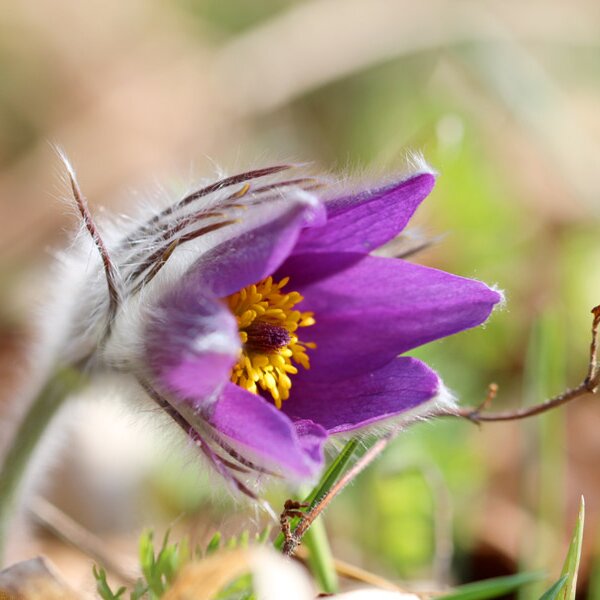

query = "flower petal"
[[294, 171, 435, 254], [144, 277, 240, 403], [283, 357, 441, 433], [191, 191, 324, 298], [209, 383, 327, 477], [283, 253, 502, 380]]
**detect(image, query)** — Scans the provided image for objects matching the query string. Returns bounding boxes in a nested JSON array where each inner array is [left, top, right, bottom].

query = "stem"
[[274, 439, 358, 552], [302, 515, 338, 594], [447, 382, 591, 422], [280, 438, 389, 558], [0, 366, 85, 565], [433, 304, 600, 424], [290, 438, 389, 551]]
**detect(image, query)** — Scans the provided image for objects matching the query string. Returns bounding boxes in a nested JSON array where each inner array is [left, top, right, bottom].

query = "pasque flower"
[[55, 158, 501, 493]]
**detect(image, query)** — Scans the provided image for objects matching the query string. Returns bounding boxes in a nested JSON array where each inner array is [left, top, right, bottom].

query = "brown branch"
[[586, 305, 600, 383], [434, 304, 600, 423]]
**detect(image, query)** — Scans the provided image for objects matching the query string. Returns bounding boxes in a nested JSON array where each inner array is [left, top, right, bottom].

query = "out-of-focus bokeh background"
[[1, 0, 600, 596]]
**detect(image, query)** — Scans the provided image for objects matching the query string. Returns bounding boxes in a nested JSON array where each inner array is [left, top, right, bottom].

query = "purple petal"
[[283, 253, 501, 380], [283, 357, 441, 433], [193, 193, 324, 298], [294, 172, 435, 255], [144, 278, 240, 403], [209, 383, 327, 477]]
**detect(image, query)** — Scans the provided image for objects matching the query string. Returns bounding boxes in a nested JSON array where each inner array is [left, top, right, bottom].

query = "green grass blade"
[[539, 575, 568, 600], [438, 572, 544, 600], [273, 438, 359, 550], [559, 496, 585, 600], [272, 439, 361, 593], [305, 438, 361, 508]]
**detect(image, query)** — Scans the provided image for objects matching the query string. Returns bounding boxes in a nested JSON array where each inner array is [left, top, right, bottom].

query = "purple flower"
[[116, 161, 503, 488]]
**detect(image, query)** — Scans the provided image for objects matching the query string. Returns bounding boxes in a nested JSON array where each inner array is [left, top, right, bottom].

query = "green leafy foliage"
[[437, 572, 544, 600], [93, 565, 127, 600], [139, 530, 189, 598], [93, 527, 271, 599]]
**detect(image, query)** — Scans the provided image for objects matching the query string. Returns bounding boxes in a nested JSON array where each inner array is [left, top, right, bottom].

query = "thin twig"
[[586, 305, 600, 384], [434, 304, 600, 423], [476, 382, 499, 414]]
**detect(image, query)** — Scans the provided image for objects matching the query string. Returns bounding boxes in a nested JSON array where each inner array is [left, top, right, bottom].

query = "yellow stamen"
[[226, 276, 315, 409]]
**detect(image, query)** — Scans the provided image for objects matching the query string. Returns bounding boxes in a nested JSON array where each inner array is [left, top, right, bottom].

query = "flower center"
[[226, 276, 315, 409]]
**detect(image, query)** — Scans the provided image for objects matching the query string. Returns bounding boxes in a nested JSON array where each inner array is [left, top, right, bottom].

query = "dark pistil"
[[244, 321, 291, 353]]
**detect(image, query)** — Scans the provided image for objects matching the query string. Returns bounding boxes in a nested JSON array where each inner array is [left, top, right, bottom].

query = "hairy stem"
[[0, 366, 85, 565], [281, 438, 388, 557]]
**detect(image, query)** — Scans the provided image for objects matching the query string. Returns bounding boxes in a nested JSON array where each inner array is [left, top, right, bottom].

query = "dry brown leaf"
[[0, 557, 81, 600], [164, 546, 315, 600]]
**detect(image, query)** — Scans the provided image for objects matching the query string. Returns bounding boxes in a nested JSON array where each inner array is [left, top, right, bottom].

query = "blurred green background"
[[0, 0, 599, 596]]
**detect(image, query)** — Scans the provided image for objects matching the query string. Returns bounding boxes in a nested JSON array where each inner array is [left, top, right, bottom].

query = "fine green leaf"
[[206, 531, 222, 554], [140, 530, 165, 597], [539, 575, 568, 600], [93, 565, 127, 600], [156, 533, 188, 586], [438, 572, 544, 600], [559, 496, 585, 600], [138, 530, 156, 585]]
